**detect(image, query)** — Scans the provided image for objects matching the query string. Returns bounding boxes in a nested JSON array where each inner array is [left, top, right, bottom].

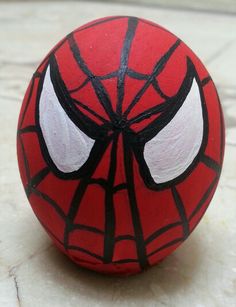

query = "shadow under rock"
[[40, 231, 203, 304]]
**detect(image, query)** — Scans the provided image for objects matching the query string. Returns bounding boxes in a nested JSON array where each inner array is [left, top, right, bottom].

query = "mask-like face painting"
[[17, 16, 224, 275]]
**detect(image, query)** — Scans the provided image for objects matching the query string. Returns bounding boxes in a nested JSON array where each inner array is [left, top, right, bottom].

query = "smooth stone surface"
[[0, 1, 235, 306]]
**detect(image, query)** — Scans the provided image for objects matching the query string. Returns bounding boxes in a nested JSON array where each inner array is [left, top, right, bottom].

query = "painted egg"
[[17, 16, 225, 276]]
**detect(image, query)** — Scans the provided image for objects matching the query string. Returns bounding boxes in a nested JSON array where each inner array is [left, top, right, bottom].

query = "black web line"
[[113, 183, 128, 193], [189, 83, 223, 222], [145, 221, 182, 245], [68, 71, 119, 95], [68, 34, 116, 122], [37, 214, 104, 261], [25, 167, 50, 196], [87, 178, 107, 188], [201, 154, 221, 174], [31, 187, 66, 219], [113, 259, 138, 264], [151, 78, 169, 99], [147, 237, 183, 258], [69, 78, 90, 94], [19, 73, 40, 129], [97, 71, 118, 80], [18, 125, 37, 135], [135, 58, 195, 142], [123, 135, 149, 269], [115, 234, 135, 242], [189, 176, 218, 220], [64, 180, 94, 248], [215, 85, 225, 165], [50, 54, 108, 141], [72, 99, 110, 124], [171, 187, 189, 239], [103, 133, 119, 262], [18, 136, 31, 184], [71, 224, 104, 235], [116, 17, 138, 115], [123, 39, 181, 118], [127, 99, 172, 126], [63, 138, 112, 249], [68, 71, 119, 94], [201, 76, 211, 86], [127, 68, 149, 80], [67, 245, 104, 261]]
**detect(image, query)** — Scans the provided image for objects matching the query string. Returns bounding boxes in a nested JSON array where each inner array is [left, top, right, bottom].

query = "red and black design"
[[17, 16, 225, 275]]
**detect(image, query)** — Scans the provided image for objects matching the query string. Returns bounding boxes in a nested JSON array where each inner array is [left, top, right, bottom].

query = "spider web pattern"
[[17, 16, 224, 272]]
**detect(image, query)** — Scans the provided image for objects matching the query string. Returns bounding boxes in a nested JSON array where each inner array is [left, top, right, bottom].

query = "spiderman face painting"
[[17, 16, 225, 275]]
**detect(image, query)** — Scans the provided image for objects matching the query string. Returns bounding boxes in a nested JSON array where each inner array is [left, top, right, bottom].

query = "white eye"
[[39, 65, 95, 173], [143, 78, 203, 184]]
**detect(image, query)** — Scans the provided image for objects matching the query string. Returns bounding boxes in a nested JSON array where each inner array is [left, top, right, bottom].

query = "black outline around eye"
[[35, 60, 112, 180], [129, 57, 209, 190]]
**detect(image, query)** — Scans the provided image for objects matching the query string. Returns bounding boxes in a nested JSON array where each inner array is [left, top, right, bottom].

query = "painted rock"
[[17, 16, 225, 276]]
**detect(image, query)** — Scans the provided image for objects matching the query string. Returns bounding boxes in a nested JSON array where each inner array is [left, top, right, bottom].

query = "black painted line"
[[136, 57, 195, 142], [147, 237, 183, 258], [145, 221, 183, 245], [201, 154, 221, 174], [19, 76, 36, 129], [29, 167, 50, 189], [18, 136, 30, 182], [68, 34, 116, 122], [123, 39, 181, 118], [103, 134, 119, 263], [63, 139, 112, 248], [116, 17, 138, 115], [71, 224, 104, 235], [72, 98, 110, 124], [123, 135, 149, 269], [127, 99, 172, 126], [215, 88, 225, 165], [113, 258, 138, 264], [115, 234, 135, 242], [151, 78, 169, 99], [189, 176, 218, 220], [88, 178, 108, 189], [18, 125, 37, 135], [201, 76, 211, 86], [97, 71, 118, 80], [33, 72, 41, 78], [113, 183, 128, 193], [31, 187, 66, 220], [171, 187, 189, 239], [127, 68, 149, 80], [63, 180, 90, 247], [50, 55, 107, 140], [67, 245, 104, 261], [69, 77, 90, 93]]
